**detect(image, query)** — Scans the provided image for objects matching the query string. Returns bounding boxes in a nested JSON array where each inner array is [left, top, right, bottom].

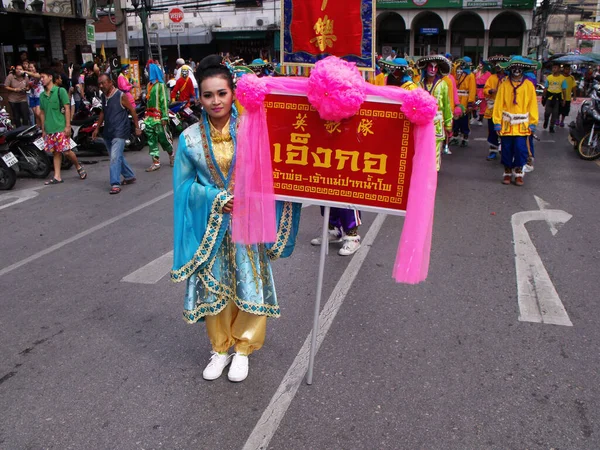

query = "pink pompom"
[[307, 56, 366, 122], [236, 73, 269, 111], [400, 88, 439, 125]]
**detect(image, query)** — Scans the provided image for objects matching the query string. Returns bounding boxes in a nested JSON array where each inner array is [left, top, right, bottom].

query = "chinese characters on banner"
[[266, 94, 414, 213], [282, 0, 375, 69]]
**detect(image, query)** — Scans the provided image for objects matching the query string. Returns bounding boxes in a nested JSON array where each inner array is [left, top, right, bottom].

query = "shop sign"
[[420, 27, 439, 35], [463, 0, 502, 7], [282, 0, 375, 70], [377, 0, 461, 9], [575, 22, 600, 40], [265, 94, 414, 213], [86, 24, 96, 44]]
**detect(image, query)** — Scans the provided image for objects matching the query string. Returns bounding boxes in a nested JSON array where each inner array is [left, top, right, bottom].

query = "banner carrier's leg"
[[306, 206, 330, 385]]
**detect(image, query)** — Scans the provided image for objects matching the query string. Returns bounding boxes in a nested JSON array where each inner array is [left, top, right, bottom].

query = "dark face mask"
[[511, 68, 522, 79]]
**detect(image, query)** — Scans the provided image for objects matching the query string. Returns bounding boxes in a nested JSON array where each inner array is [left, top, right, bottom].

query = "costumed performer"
[[377, 58, 418, 90], [170, 65, 196, 103], [492, 56, 538, 186], [117, 64, 136, 108], [483, 55, 509, 161], [144, 60, 174, 171], [417, 55, 453, 171], [171, 55, 301, 383], [451, 56, 476, 147], [473, 61, 491, 125]]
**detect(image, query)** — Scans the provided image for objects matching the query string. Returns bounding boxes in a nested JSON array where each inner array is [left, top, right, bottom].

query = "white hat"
[[176, 58, 185, 65]]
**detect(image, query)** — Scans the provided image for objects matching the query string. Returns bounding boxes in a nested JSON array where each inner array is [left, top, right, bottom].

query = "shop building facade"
[[377, 0, 534, 62]]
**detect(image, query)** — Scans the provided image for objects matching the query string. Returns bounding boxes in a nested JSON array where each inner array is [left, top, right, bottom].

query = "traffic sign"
[[169, 7, 184, 23], [170, 23, 184, 34]]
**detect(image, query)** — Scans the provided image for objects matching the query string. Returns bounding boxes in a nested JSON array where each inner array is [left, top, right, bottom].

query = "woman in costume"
[[474, 61, 491, 125], [483, 55, 509, 161], [492, 56, 538, 186], [117, 64, 136, 108], [377, 58, 418, 90], [171, 55, 301, 382], [418, 55, 453, 172]]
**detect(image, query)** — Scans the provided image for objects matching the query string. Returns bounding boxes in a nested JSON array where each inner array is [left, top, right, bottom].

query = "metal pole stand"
[[306, 206, 330, 385]]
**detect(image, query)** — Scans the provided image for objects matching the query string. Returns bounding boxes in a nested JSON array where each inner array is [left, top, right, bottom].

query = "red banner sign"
[[266, 94, 414, 213], [282, 0, 375, 69]]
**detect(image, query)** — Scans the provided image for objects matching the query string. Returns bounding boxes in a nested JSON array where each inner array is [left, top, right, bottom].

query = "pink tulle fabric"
[[307, 57, 366, 121], [365, 84, 438, 283], [234, 57, 439, 283]]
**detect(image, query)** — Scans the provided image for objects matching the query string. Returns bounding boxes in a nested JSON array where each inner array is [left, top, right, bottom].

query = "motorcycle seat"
[[71, 116, 97, 126], [2, 125, 30, 141], [169, 101, 186, 113]]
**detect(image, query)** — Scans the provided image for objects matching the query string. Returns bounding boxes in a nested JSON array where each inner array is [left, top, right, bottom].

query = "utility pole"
[[563, 6, 569, 53], [115, 0, 130, 65], [537, 0, 550, 82]]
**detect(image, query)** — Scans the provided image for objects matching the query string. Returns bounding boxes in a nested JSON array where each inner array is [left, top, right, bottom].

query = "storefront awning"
[[213, 31, 267, 40], [95, 28, 212, 48]]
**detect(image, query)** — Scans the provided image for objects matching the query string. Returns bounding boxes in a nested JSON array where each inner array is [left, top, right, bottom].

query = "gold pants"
[[205, 300, 266, 355]]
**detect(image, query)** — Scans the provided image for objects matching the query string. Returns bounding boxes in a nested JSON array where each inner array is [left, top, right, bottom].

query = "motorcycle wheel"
[[0, 161, 17, 190], [23, 146, 52, 178], [577, 132, 600, 160]]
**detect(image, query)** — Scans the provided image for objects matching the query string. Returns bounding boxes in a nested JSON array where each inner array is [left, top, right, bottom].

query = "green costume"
[[144, 64, 173, 165], [420, 77, 452, 171]]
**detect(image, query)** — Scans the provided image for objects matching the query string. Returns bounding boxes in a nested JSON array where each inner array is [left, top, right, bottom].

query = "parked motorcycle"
[[168, 101, 199, 136], [568, 86, 600, 160], [125, 105, 147, 152], [1, 125, 52, 178], [0, 96, 14, 133], [0, 143, 18, 190]]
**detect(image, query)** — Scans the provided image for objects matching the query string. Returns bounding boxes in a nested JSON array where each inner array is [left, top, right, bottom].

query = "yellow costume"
[[492, 78, 538, 136]]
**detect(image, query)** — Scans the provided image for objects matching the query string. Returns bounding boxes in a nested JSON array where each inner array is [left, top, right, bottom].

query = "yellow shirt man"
[[563, 74, 576, 101]]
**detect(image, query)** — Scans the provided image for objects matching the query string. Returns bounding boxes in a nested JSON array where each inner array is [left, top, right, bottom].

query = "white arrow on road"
[[511, 197, 572, 326], [0, 186, 46, 211]]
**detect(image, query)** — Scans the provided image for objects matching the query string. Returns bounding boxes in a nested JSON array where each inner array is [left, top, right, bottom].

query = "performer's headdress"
[[246, 58, 273, 76], [498, 56, 540, 72], [378, 57, 410, 74], [416, 55, 451, 76], [487, 55, 509, 65]]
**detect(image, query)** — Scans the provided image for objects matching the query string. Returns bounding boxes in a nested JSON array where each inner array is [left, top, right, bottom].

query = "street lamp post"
[[131, 0, 153, 65]]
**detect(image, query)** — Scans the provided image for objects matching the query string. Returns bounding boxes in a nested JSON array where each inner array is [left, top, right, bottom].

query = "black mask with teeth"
[[511, 68, 523, 79]]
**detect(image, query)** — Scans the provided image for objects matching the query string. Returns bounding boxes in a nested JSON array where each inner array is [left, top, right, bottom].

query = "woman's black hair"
[[196, 54, 234, 93]]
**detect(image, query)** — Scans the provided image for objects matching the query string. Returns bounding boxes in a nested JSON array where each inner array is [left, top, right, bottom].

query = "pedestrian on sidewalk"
[[143, 60, 173, 172], [492, 57, 538, 186], [4, 64, 31, 127], [171, 54, 301, 383], [39, 68, 87, 185], [93, 73, 140, 194]]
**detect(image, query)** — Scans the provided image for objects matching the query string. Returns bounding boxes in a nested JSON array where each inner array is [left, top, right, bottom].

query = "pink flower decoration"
[[307, 57, 366, 122], [400, 88, 439, 125], [236, 73, 269, 111]]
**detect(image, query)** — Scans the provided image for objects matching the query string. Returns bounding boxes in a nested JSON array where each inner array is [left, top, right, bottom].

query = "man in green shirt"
[[39, 68, 87, 185]]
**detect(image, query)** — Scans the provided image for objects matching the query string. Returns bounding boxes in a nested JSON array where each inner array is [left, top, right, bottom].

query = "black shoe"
[[549, 126, 555, 133], [543, 119, 549, 129]]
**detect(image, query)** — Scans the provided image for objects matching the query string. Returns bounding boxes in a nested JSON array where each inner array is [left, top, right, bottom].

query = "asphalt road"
[[1, 105, 599, 450]]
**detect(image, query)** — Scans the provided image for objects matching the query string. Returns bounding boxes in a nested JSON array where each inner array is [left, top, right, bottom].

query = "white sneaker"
[[338, 236, 361, 256], [228, 353, 249, 382], [311, 229, 343, 246], [202, 351, 232, 380], [524, 164, 534, 173], [469, 118, 477, 125]]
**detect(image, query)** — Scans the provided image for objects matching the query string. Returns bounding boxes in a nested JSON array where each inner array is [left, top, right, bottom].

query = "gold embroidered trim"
[[199, 119, 224, 189], [267, 202, 294, 261], [170, 191, 231, 283]]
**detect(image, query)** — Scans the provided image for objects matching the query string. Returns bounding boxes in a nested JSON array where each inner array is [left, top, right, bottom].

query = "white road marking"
[[534, 195, 564, 236], [302, 203, 312, 208], [122, 250, 173, 284], [511, 208, 573, 326], [242, 213, 386, 450], [474, 138, 487, 141], [0, 186, 46, 211], [0, 190, 173, 278], [540, 140, 556, 143]]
